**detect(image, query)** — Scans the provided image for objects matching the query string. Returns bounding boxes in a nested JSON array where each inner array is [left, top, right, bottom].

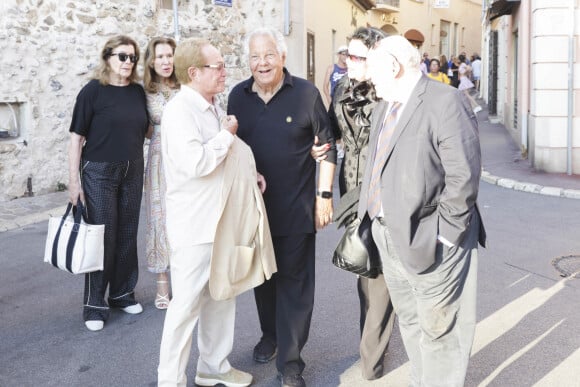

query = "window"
[[0, 102, 21, 140]]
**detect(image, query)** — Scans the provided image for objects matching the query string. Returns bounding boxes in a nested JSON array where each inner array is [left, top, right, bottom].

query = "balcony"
[[374, 0, 400, 13]]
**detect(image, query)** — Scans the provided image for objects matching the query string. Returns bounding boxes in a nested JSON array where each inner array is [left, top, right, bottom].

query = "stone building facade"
[[0, 0, 485, 201], [0, 0, 284, 201]]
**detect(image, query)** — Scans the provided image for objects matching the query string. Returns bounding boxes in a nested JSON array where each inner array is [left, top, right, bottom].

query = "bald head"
[[366, 35, 422, 100], [372, 35, 421, 71]]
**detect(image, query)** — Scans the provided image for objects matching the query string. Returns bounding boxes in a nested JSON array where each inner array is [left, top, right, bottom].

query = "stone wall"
[[0, 0, 283, 201]]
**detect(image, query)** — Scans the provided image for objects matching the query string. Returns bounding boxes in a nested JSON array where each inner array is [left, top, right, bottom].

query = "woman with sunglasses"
[[142, 37, 180, 310], [68, 35, 149, 331]]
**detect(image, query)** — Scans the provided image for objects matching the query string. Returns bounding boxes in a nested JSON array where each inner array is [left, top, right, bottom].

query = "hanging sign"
[[214, 0, 233, 6], [433, 0, 450, 8]]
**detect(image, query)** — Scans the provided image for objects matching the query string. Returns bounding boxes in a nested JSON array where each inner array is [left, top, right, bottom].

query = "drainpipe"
[[284, 0, 290, 36], [521, 0, 530, 156], [567, 0, 575, 175], [173, 0, 180, 42]]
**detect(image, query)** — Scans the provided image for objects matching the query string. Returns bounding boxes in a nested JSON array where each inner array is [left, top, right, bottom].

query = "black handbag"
[[332, 214, 381, 278]]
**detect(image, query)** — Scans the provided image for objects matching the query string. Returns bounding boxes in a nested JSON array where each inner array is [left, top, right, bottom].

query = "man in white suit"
[[158, 38, 260, 387], [358, 36, 486, 387]]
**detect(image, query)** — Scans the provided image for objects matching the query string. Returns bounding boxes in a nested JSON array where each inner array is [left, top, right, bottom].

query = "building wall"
[[304, 0, 484, 107], [0, 0, 485, 201], [530, 0, 580, 173], [483, 0, 580, 174], [0, 0, 285, 201]]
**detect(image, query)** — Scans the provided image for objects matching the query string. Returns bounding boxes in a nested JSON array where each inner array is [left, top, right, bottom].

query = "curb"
[[481, 170, 580, 200], [0, 205, 67, 233]]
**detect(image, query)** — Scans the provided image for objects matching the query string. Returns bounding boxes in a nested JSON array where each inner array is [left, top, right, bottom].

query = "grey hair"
[[374, 35, 421, 70], [243, 27, 288, 57]]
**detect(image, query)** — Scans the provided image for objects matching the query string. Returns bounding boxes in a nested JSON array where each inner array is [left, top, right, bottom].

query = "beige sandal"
[[155, 280, 171, 310]]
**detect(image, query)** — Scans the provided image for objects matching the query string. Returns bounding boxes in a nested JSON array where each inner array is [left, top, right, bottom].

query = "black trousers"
[[254, 233, 315, 376], [357, 274, 396, 380], [81, 159, 143, 321]]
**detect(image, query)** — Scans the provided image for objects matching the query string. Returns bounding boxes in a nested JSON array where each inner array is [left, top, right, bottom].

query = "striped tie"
[[367, 102, 402, 219]]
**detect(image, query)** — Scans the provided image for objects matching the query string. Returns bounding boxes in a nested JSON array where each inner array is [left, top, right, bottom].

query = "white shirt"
[[161, 85, 234, 249]]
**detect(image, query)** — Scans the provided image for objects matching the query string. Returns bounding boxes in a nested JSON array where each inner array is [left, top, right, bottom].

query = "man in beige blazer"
[[158, 38, 268, 387], [358, 36, 486, 387]]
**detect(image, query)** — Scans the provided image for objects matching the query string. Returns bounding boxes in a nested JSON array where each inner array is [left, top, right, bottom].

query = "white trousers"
[[158, 243, 235, 387]]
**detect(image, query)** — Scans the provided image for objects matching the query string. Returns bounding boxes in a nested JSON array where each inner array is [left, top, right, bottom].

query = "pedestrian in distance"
[[311, 26, 396, 381], [227, 27, 337, 387], [471, 53, 482, 93], [68, 35, 149, 332], [427, 58, 450, 85], [142, 36, 180, 310], [157, 37, 274, 387], [458, 54, 482, 113], [323, 45, 348, 105], [359, 35, 486, 387]]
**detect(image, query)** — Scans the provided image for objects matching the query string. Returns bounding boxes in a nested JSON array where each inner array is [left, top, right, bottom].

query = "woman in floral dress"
[[143, 37, 179, 309]]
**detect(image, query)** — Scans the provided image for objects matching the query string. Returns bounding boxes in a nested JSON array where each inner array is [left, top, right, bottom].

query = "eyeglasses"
[[111, 53, 138, 64], [347, 53, 366, 62], [203, 63, 226, 71]]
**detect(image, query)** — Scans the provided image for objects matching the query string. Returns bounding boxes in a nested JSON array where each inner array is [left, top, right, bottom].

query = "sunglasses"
[[111, 53, 139, 64], [347, 53, 367, 62]]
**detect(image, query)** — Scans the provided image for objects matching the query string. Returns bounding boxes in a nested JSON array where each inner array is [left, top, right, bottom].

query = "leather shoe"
[[253, 337, 277, 363], [280, 373, 306, 387]]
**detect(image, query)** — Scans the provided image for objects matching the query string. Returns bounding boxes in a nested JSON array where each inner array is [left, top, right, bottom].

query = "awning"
[[487, 0, 520, 21], [404, 29, 425, 43], [353, 0, 375, 11]]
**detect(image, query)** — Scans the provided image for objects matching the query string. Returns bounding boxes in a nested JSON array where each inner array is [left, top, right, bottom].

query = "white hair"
[[243, 27, 288, 58], [374, 35, 421, 70]]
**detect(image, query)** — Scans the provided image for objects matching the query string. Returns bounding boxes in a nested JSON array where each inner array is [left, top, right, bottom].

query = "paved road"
[[1, 181, 580, 387]]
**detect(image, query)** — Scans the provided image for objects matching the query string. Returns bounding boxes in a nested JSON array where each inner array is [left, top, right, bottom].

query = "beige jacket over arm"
[[210, 137, 277, 300]]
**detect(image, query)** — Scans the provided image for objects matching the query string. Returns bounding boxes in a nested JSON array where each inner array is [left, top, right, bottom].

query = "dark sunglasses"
[[111, 53, 139, 64], [347, 53, 367, 62]]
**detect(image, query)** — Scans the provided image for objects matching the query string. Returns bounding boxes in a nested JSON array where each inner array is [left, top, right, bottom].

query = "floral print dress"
[[144, 86, 178, 273]]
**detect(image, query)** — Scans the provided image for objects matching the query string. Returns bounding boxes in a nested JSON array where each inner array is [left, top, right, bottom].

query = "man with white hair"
[[228, 27, 336, 387], [358, 35, 486, 387]]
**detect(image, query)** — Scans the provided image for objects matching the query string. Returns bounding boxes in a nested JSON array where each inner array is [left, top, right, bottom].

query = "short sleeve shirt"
[[227, 69, 337, 236], [69, 79, 149, 162]]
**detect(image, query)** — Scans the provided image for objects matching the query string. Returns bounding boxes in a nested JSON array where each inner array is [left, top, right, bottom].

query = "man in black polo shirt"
[[228, 27, 336, 387]]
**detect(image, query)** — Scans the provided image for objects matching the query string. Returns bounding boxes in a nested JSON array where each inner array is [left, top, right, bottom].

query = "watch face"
[[319, 191, 332, 199]]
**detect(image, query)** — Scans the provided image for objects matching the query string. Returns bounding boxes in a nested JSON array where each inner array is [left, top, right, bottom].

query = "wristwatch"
[[316, 190, 333, 199]]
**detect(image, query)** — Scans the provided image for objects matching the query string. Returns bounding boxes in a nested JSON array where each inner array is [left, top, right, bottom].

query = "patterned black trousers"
[[80, 158, 143, 321]]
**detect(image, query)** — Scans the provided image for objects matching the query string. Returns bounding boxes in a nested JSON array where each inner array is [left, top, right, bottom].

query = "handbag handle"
[[50, 198, 86, 273]]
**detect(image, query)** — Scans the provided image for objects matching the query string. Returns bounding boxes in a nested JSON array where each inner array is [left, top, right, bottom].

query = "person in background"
[[68, 35, 149, 332], [460, 50, 471, 65], [157, 38, 256, 387], [471, 53, 482, 93], [143, 36, 180, 310], [228, 27, 336, 387], [312, 26, 395, 381], [323, 45, 349, 159], [421, 52, 430, 74], [427, 58, 450, 85], [448, 55, 460, 88], [439, 54, 449, 76], [458, 54, 482, 113], [323, 45, 348, 105], [361, 35, 486, 387]]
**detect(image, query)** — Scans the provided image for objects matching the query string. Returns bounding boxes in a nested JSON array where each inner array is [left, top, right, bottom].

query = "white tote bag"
[[44, 201, 104, 274]]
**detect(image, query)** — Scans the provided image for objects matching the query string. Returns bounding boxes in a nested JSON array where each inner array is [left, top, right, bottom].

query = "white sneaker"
[[85, 320, 104, 331], [195, 367, 253, 387], [122, 303, 143, 314], [473, 106, 482, 113]]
